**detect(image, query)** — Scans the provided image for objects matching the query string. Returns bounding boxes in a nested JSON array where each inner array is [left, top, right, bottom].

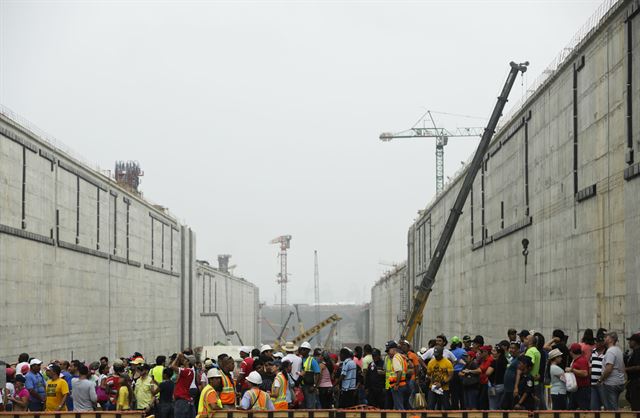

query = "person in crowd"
[[459, 350, 480, 409], [152, 356, 166, 386], [237, 346, 254, 394], [171, 352, 196, 418], [361, 345, 373, 373], [219, 356, 236, 409], [567, 343, 590, 409], [513, 357, 535, 410], [299, 341, 320, 409], [15, 354, 29, 377], [547, 348, 567, 409], [533, 331, 548, 409], [197, 368, 223, 417], [426, 346, 453, 410], [364, 348, 385, 409], [116, 373, 132, 411], [134, 363, 155, 413], [400, 339, 424, 407], [462, 336, 472, 351], [580, 329, 595, 361], [519, 332, 540, 407], [599, 331, 625, 410], [507, 329, 518, 345], [518, 330, 530, 353], [271, 360, 291, 410], [449, 336, 467, 409], [239, 371, 274, 410], [624, 332, 640, 411], [487, 344, 507, 410], [103, 359, 124, 410], [260, 345, 274, 363], [44, 364, 69, 412], [25, 358, 46, 411], [317, 352, 334, 408], [282, 342, 302, 387], [590, 329, 608, 410], [336, 347, 358, 408], [386, 340, 409, 410], [9, 375, 28, 412], [502, 343, 521, 409], [153, 367, 175, 418], [71, 365, 97, 412]]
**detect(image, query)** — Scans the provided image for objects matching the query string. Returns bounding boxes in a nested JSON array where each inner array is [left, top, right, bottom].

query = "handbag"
[[96, 386, 109, 403], [414, 385, 427, 409], [564, 372, 578, 392]]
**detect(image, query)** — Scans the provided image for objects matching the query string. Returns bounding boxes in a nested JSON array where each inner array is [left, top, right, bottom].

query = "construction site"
[[370, 0, 640, 350]]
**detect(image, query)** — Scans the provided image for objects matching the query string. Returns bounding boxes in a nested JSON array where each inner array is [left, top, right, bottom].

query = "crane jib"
[[401, 61, 529, 343]]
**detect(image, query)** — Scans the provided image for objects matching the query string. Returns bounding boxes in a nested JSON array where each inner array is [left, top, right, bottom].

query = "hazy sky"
[[1, 0, 602, 304]]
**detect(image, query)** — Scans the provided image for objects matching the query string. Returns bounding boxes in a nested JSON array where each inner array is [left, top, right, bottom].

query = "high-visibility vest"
[[384, 356, 394, 389], [247, 388, 268, 410], [303, 356, 313, 372], [197, 385, 222, 417], [220, 373, 236, 406], [271, 372, 288, 410], [388, 353, 407, 387]]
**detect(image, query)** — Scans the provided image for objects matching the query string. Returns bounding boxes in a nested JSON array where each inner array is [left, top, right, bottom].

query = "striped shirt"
[[590, 347, 606, 385]]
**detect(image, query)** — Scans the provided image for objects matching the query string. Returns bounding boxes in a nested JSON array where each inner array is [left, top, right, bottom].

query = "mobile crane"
[[401, 61, 529, 342]]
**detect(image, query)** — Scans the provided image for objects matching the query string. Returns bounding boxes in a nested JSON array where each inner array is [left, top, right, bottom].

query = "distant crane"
[[380, 111, 484, 194], [270, 235, 292, 321]]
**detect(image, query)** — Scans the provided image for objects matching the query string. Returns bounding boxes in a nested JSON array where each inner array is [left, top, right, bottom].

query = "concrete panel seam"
[[149, 211, 177, 228], [57, 159, 107, 191], [58, 239, 109, 259], [0, 126, 38, 152], [143, 263, 176, 277]]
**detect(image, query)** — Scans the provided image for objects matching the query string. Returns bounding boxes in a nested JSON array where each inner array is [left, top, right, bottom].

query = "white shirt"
[[15, 362, 29, 376], [283, 353, 302, 380], [422, 347, 457, 363]]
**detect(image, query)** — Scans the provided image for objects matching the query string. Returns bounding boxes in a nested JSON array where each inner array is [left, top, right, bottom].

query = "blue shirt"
[[451, 347, 467, 372], [25, 371, 46, 402], [503, 356, 520, 392], [302, 356, 320, 374], [340, 358, 357, 391], [62, 371, 74, 410]]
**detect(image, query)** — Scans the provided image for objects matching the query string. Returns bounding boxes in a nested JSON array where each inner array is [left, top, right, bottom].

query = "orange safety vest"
[[220, 373, 236, 406], [247, 388, 268, 410], [388, 353, 408, 387], [197, 385, 222, 417], [271, 372, 288, 410]]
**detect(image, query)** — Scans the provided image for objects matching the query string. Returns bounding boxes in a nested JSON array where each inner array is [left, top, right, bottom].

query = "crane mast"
[[270, 235, 292, 322], [401, 61, 529, 342]]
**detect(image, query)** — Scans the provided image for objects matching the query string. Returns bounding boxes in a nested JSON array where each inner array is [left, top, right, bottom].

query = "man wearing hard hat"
[[239, 372, 274, 410], [197, 368, 223, 418]]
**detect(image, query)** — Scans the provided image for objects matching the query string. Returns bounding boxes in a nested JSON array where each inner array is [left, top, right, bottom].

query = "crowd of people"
[[1, 327, 639, 414]]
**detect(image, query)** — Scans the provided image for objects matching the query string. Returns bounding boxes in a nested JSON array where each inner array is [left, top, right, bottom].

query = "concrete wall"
[[371, 0, 640, 349], [0, 111, 260, 361], [370, 264, 407, 349], [195, 261, 260, 347]]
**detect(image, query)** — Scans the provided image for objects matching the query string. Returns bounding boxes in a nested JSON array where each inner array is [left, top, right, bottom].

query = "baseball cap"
[[472, 335, 485, 345], [29, 358, 43, 366], [47, 363, 61, 375], [239, 346, 251, 354], [451, 336, 461, 344], [479, 345, 492, 352], [273, 352, 284, 359], [569, 343, 582, 354], [462, 335, 471, 342], [433, 346, 444, 356], [20, 364, 30, 374], [518, 329, 530, 337], [627, 333, 640, 343]]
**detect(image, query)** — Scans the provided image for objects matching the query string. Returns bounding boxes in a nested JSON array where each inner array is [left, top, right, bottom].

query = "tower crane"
[[380, 111, 484, 194], [270, 235, 292, 321]]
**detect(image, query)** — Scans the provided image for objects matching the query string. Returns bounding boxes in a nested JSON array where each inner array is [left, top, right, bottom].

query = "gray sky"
[[1, 0, 601, 304]]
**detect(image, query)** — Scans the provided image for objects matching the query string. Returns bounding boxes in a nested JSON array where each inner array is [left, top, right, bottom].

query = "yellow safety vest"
[[197, 385, 222, 417], [388, 354, 408, 387], [247, 388, 268, 410], [384, 356, 394, 389], [271, 372, 288, 410]]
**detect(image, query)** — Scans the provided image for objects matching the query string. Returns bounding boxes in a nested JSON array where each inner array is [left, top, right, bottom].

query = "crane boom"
[[401, 61, 529, 343]]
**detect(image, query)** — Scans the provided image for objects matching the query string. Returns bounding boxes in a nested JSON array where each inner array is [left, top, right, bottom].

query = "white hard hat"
[[207, 368, 222, 379], [260, 344, 273, 353], [300, 341, 312, 350], [239, 346, 252, 354], [247, 371, 263, 385]]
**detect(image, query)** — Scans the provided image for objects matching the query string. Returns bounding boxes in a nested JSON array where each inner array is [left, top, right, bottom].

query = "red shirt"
[[105, 375, 121, 403], [240, 357, 254, 390], [571, 355, 590, 387], [174, 368, 194, 401], [479, 355, 494, 385]]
